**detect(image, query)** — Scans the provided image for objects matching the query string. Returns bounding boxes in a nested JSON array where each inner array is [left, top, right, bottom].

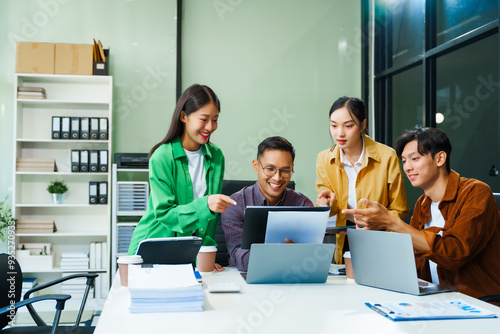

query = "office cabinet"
[[111, 163, 149, 277]]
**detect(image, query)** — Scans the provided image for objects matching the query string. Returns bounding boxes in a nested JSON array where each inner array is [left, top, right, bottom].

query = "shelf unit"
[[12, 73, 113, 309], [111, 164, 149, 277]]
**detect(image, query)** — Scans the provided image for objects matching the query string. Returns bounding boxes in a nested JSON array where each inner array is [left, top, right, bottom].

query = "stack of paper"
[[17, 86, 46, 99], [16, 158, 57, 173], [16, 219, 56, 234], [128, 264, 203, 313], [22, 277, 38, 297], [60, 252, 89, 271], [61, 273, 94, 299]]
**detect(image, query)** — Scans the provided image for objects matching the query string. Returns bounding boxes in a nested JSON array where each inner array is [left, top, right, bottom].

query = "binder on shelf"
[[90, 118, 99, 140], [95, 242, 102, 268], [89, 182, 98, 204], [61, 117, 70, 139], [99, 150, 108, 173], [70, 117, 80, 140], [89, 242, 97, 269], [80, 150, 89, 172], [99, 118, 108, 140], [80, 117, 89, 140], [89, 150, 99, 172], [98, 181, 107, 204], [71, 150, 80, 173], [52, 116, 61, 139]]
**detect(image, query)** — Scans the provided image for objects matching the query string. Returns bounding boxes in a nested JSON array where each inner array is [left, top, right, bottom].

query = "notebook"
[[241, 243, 335, 284], [348, 229, 456, 295]]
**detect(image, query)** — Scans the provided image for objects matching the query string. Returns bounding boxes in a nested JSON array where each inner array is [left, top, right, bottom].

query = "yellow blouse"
[[316, 135, 410, 264]]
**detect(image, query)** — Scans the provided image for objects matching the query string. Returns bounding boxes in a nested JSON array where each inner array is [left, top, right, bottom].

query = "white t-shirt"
[[425, 201, 445, 284], [340, 137, 365, 222], [184, 147, 206, 199]]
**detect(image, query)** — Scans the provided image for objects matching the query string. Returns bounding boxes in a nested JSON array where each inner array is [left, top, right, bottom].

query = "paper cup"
[[117, 255, 143, 287], [344, 251, 354, 279], [197, 246, 217, 272]]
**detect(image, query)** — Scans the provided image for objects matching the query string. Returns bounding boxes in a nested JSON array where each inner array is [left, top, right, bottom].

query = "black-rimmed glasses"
[[258, 161, 293, 178]]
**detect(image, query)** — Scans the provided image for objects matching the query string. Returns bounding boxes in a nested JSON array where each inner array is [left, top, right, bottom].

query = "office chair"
[[215, 180, 296, 266], [0, 254, 97, 334]]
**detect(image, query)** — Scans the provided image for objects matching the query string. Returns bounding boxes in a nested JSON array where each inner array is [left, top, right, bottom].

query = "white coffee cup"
[[197, 246, 217, 272], [117, 255, 143, 287], [343, 251, 354, 279]]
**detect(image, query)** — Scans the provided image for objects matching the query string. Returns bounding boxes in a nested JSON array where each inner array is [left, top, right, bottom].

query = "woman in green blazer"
[[127, 84, 235, 271]]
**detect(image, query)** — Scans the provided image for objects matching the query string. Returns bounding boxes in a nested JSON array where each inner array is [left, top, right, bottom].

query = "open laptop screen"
[[241, 206, 330, 249]]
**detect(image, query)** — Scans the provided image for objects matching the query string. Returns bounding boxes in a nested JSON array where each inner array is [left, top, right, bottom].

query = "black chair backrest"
[[0, 254, 22, 329], [215, 180, 296, 266]]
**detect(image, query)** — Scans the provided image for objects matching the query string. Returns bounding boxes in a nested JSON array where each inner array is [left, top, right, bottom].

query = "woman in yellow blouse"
[[316, 96, 409, 264]]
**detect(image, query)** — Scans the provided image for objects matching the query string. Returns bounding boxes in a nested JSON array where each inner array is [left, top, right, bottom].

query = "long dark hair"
[[149, 84, 221, 158], [329, 96, 368, 135]]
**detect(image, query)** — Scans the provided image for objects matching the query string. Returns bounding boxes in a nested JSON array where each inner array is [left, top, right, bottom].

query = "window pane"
[[391, 65, 424, 209], [435, 0, 497, 46], [375, 0, 424, 71], [436, 35, 500, 192]]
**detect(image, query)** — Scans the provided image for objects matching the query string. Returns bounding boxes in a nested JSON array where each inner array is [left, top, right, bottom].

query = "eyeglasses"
[[258, 161, 294, 178]]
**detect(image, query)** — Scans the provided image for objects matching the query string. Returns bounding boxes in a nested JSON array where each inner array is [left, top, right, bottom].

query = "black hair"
[[394, 126, 452, 173], [149, 84, 220, 158], [329, 96, 368, 135], [257, 136, 295, 162]]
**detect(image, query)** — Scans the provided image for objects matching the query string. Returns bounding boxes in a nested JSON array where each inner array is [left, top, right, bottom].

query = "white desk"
[[94, 268, 500, 334]]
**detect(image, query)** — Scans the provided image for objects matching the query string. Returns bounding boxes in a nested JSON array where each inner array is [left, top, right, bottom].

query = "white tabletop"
[[94, 268, 500, 334]]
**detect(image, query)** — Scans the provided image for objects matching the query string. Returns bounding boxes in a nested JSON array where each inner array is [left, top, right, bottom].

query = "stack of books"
[[128, 264, 204, 313], [15, 219, 56, 234], [22, 277, 38, 297], [17, 86, 46, 99], [60, 252, 89, 271], [61, 272, 94, 299], [89, 241, 108, 269], [16, 158, 57, 172]]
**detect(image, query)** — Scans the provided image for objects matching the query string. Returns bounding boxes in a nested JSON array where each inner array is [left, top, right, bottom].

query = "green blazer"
[[127, 136, 225, 255]]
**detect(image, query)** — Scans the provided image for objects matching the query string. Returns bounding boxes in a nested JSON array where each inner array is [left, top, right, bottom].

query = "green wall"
[[0, 0, 361, 247], [183, 0, 361, 201]]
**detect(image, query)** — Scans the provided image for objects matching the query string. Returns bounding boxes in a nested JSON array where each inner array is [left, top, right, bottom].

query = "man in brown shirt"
[[343, 126, 500, 299]]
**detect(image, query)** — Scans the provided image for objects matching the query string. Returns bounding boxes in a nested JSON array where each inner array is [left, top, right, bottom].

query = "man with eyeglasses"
[[221, 136, 314, 271]]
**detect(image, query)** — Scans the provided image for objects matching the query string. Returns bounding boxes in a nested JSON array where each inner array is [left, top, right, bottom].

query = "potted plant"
[[47, 180, 68, 204], [0, 196, 16, 242]]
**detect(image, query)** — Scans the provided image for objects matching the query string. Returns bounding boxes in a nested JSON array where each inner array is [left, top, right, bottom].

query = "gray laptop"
[[348, 229, 455, 295], [242, 243, 335, 284]]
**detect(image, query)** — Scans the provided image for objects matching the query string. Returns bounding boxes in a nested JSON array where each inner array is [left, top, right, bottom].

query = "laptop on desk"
[[348, 229, 456, 295], [241, 243, 335, 284]]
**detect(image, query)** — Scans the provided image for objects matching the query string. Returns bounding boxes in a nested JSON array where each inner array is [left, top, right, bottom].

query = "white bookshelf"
[[12, 73, 113, 309]]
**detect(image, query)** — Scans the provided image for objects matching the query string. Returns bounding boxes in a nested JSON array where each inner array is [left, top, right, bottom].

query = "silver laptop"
[[348, 229, 455, 295], [242, 243, 335, 284]]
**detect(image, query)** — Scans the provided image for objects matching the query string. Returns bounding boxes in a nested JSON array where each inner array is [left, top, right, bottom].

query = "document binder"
[[99, 150, 108, 173], [71, 150, 80, 172], [61, 117, 70, 139], [52, 116, 61, 139], [89, 150, 99, 172], [90, 118, 99, 140], [80, 150, 89, 172], [98, 181, 108, 204], [80, 117, 89, 139], [70, 117, 80, 139], [99, 118, 108, 140], [89, 182, 98, 204]]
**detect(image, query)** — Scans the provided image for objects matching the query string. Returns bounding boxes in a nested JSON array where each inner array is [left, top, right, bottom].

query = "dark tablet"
[[135, 236, 203, 265], [241, 206, 330, 249]]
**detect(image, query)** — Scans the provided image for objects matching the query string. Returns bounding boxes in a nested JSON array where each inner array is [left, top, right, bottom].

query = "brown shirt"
[[411, 170, 500, 299]]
